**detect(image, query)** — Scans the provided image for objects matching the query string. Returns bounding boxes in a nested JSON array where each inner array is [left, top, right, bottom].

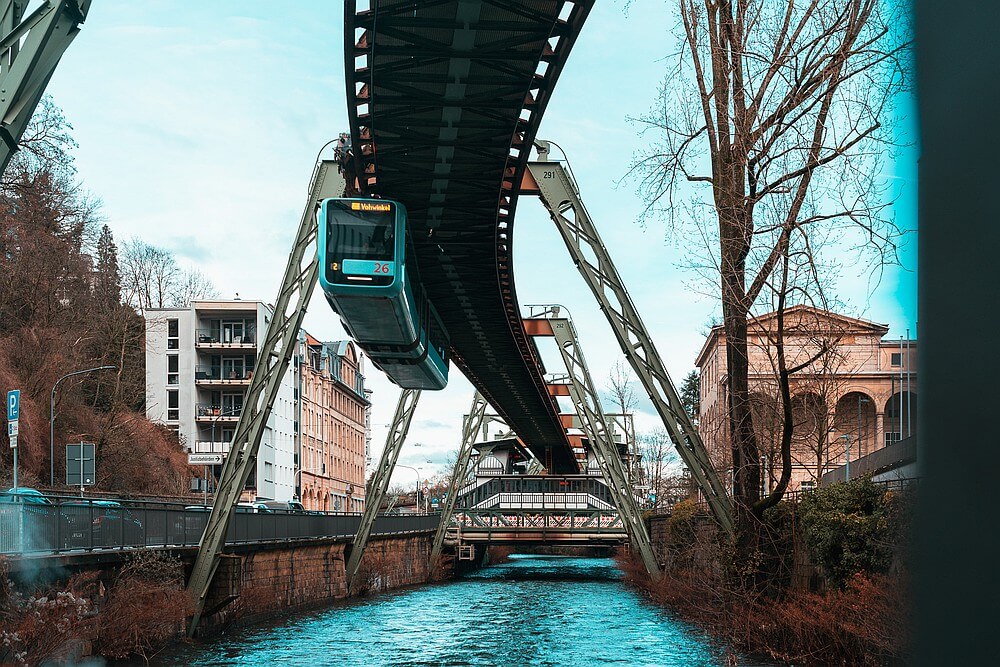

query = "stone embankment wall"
[[203, 532, 439, 630]]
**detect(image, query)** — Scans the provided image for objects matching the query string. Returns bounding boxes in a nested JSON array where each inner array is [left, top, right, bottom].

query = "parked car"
[[0, 488, 51, 505], [235, 502, 269, 514], [261, 500, 306, 513], [0, 488, 55, 552], [89, 500, 143, 548], [59, 500, 143, 549]]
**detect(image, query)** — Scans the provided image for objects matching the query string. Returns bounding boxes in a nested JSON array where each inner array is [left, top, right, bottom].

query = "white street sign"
[[7, 421, 17, 437], [9, 435, 16, 449], [188, 453, 224, 465]]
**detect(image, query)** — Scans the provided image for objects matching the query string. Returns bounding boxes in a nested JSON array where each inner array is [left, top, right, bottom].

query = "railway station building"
[[695, 305, 917, 492]]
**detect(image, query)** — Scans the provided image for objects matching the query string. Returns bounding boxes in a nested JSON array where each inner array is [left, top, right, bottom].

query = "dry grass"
[[618, 550, 909, 666], [0, 552, 192, 665]]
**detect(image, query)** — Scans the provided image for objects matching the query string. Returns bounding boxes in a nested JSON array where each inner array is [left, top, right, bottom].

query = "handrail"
[[0, 500, 441, 556]]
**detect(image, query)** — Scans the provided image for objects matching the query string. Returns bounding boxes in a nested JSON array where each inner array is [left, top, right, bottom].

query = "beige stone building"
[[297, 335, 369, 512], [695, 305, 916, 491]]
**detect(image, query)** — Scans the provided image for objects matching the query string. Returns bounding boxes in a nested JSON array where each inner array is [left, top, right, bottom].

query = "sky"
[[41, 1, 919, 488]]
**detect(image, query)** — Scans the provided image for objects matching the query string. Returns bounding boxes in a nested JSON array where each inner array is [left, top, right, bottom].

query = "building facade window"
[[167, 318, 179, 350], [167, 355, 179, 385], [167, 389, 179, 421], [890, 352, 902, 367]]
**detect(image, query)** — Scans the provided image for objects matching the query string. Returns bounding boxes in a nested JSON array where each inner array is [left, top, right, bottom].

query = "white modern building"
[[145, 299, 297, 502]]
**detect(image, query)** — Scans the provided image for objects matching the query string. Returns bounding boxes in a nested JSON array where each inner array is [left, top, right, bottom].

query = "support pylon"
[[186, 142, 347, 635], [524, 145, 734, 535], [430, 391, 488, 569], [526, 307, 660, 576], [346, 388, 421, 592]]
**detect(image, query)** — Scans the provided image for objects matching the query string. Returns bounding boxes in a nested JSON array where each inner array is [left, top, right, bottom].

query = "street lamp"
[[857, 396, 869, 457], [50, 365, 117, 486], [396, 464, 422, 513], [840, 434, 852, 481]]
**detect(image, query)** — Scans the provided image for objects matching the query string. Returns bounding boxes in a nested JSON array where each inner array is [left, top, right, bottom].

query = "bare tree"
[[638, 428, 679, 510], [170, 268, 219, 308], [630, 0, 911, 559], [606, 358, 638, 414], [120, 240, 217, 310]]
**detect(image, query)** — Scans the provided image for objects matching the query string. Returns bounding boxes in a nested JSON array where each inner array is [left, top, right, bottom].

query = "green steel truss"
[[0, 0, 90, 174], [345, 388, 421, 592], [528, 308, 660, 576], [186, 147, 347, 635], [526, 147, 734, 536], [429, 390, 488, 569]]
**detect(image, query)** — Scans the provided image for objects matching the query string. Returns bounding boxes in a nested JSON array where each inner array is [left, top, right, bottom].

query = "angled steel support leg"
[[529, 309, 660, 576], [525, 149, 734, 536], [0, 0, 91, 176], [346, 388, 421, 592], [186, 147, 347, 636], [430, 391, 488, 568]]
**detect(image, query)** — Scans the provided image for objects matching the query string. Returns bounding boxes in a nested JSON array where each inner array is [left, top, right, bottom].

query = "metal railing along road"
[[0, 495, 440, 556]]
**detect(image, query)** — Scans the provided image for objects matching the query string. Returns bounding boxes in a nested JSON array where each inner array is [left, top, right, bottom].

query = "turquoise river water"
[[157, 555, 758, 666]]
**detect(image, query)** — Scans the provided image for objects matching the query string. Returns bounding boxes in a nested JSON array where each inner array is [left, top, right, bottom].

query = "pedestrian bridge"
[[451, 475, 628, 545]]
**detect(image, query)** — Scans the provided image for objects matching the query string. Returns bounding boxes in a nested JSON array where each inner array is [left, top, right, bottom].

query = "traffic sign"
[[188, 453, 224, 465], [6, 390, 19, 421], [66, 442, 96, 486], [8, 435, 16, 449], [7, 421, 18, 437]]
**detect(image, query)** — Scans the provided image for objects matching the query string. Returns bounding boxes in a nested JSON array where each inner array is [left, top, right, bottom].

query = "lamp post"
[[840, 434, 852, 481], [50, 365, 117, 486], [857, 396, 869, 458], [396, 464, 421, 513]]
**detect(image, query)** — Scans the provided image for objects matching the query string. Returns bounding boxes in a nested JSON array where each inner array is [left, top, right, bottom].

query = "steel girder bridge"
[[0, 0, 734, 635]]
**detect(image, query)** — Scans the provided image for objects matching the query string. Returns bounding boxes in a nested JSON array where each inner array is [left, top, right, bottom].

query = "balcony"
[[195, 328, 256, 349], [196, 404, 242, 422], [193, 440, 231, 454], [195, 365, 253, 387]]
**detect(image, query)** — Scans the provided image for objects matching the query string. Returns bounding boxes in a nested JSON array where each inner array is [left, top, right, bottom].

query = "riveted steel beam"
[[346, 388, 421, 592], [429, 390, 488, 568], [525, 149, 734, 536], [0, 0, 90, 175], [526, 309, 660, 576], [186, 142, 348, 636]]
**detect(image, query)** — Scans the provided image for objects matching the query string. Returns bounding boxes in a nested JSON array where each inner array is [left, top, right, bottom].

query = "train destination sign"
[[350, 201, 392, 212]]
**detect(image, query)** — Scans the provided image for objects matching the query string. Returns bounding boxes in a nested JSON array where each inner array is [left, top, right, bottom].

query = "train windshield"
[[327, 200, 395, 261], [324, 199, 397, 286]]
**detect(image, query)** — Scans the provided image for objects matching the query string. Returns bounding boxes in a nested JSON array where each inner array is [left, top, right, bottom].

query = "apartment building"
[[695, 305, 917, 491], [296, 335, 369, 512], [145, 299, 371, 508], [145, 300, 297, 501]]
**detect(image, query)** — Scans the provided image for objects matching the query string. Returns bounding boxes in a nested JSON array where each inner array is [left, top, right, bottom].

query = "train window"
[[327, 201, 395, 264]]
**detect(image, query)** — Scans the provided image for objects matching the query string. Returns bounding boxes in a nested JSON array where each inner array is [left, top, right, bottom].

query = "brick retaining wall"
[[203, 532, 440, 630]]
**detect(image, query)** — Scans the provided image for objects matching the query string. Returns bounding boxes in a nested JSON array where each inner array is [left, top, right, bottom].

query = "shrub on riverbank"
[[622, 478, 912, 665], [0, 552, 191, 665]]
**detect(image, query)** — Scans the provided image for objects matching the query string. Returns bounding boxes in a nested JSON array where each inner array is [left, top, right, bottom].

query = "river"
[[157, 555, 747, 666]]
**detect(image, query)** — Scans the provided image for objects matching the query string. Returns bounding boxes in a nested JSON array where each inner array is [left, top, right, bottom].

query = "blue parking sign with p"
[[7, 390, 19, 421]]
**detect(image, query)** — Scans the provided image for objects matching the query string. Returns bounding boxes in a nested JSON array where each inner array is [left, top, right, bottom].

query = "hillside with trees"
[[0, 98, 210, 496]]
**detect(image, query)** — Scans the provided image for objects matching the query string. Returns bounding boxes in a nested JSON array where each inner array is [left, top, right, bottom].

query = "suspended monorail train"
[[317, 198, 449, 389]]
